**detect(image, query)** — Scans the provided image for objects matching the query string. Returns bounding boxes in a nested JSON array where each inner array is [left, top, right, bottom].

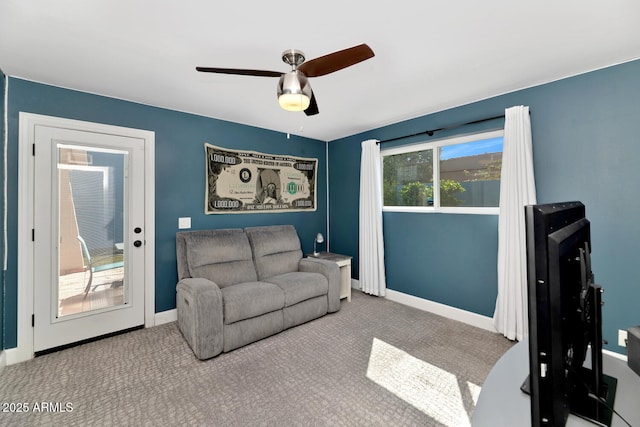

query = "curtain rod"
[[377, 113, 506, 145]]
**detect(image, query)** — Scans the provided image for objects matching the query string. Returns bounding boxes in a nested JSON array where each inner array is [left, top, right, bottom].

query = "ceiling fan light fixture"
[[197, 44, 375, 116], [279, 93, 310, 111], [277, 71, 311, 112]]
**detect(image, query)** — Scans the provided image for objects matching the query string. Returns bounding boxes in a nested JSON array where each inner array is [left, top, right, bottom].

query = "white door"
[[33, 125, 146, 352]]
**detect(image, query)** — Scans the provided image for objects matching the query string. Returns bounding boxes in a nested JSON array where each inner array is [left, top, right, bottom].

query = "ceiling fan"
[[196, 44, 375, 116]]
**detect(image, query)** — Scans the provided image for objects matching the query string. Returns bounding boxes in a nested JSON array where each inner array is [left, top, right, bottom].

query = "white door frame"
[[12, 112, 155, 364]]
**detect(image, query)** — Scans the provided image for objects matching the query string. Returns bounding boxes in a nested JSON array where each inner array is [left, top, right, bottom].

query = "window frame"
[[381, 129, 504, 215]]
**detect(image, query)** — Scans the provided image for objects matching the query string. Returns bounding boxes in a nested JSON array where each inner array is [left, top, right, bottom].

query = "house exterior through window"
[[382, 129, 504, 214]]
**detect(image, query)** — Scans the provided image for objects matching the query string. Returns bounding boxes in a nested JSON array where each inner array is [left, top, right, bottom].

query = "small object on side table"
[[307, 252, 352, 302]]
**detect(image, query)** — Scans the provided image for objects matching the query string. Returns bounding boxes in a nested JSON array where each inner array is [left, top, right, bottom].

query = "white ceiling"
[[2, 1, 640, 141]]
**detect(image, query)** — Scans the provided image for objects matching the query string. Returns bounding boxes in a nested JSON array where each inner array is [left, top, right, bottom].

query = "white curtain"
[[493, 106, 536, 341], [359, 139, 387, 296]]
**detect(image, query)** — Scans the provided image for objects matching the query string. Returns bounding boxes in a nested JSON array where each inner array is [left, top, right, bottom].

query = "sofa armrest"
[[299, 258, 341, 313], [176, 278, 224, 359]]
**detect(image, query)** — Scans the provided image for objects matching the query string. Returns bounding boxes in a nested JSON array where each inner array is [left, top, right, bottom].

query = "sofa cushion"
[[223, 311, 284, 353], [282, 296, 328, 330], [220, 281, 285, 324], [264, 272, 328, 307], [245, 225, 303, 280], [181, 229, 257, 288]]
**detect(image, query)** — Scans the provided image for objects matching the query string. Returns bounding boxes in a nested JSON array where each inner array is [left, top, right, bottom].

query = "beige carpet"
[[0, 291, 514, 426]]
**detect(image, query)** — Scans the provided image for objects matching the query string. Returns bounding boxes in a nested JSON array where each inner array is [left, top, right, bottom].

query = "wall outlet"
[[618, 329, 628, 347], [178, 217, 191, 229]]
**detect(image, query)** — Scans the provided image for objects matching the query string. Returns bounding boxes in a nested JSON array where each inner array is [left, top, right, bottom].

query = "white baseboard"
[[0, 350, 6, 373], [383, 288, 497, 333], [155, 308, 177, 326], [603, 348, 628, 362], [5, 346, 26, 366]]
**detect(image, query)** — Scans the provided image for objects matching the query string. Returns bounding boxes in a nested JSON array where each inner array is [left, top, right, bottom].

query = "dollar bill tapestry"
[[205, 143, 317, 214]]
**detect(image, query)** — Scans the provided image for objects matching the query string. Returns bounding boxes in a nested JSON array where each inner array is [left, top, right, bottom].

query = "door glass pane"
[[57, 145, 127, 317]]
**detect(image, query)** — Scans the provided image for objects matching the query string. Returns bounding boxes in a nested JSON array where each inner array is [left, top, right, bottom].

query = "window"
[[382, 130, 503, 214]]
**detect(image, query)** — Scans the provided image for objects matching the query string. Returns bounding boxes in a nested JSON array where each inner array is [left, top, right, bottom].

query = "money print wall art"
[[204, 143, 317, 214]]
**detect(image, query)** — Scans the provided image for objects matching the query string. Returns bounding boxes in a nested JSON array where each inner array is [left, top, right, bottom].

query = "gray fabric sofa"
[[176, 225, 341, 360]]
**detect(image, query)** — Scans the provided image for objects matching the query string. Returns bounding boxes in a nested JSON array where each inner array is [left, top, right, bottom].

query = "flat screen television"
[[522, 201, 617, 426]]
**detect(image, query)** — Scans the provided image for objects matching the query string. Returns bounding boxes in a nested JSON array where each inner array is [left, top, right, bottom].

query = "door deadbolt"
[[134, 227, 142, 234]]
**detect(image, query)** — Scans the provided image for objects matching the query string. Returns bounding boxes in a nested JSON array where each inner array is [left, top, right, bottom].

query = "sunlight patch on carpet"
[[366, 337, 480, 427], [468, 380, 481, 406]]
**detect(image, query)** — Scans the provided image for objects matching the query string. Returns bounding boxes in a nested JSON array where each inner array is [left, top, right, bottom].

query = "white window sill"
[[383, 206, 499, 215]]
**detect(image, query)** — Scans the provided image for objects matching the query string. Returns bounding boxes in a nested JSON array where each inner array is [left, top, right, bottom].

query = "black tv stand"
[[569, 369, 617, 427], [522, 372, 618, 427]]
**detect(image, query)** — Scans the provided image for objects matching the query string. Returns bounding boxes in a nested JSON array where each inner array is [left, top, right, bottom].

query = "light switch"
[[178, 217, 191, 229]]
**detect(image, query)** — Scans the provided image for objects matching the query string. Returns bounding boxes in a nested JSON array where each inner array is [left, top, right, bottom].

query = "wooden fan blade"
[[298, 44, 374, 78], [196, 67, 282, 78], [304, 92, 319, 116]]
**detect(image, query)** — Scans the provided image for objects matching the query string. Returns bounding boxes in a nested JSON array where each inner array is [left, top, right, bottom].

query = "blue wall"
[[328, 59, 640, 351], [4, 78, 327, 349], [1, 70, 5, 351]]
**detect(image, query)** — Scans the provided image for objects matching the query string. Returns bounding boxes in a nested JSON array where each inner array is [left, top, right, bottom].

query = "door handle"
[[134, 240, 143, 247]]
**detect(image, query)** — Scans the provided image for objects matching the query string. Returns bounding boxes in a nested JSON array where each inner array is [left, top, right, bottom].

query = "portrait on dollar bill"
[[204, 143, 317, 214]]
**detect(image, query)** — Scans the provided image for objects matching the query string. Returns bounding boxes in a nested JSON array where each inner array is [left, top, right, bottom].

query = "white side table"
[[307, 252, 352, 302]]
